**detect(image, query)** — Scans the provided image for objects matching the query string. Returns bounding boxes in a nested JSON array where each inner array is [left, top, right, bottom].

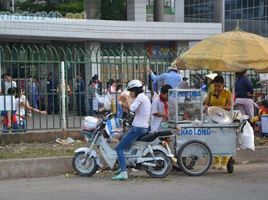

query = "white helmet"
[[127, 80, 142, 90]]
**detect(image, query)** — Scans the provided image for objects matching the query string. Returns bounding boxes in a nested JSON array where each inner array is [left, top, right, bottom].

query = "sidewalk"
[[1, 146, 268, 180]]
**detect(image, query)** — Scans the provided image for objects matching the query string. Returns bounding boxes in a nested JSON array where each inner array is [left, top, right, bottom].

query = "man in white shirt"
[[151, 84, 172, 132], [3, 73, 17, 94]]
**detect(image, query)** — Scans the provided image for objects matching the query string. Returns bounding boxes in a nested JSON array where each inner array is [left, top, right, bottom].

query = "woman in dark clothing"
[[235, 70, 255, 119]]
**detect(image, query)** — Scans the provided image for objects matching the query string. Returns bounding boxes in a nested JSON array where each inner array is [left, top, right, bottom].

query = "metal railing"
[[0, 44, 178, 133], [0, 44, 266, 133]]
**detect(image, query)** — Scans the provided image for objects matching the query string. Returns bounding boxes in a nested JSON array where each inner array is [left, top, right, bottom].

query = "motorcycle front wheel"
[[72, 152, 98, 177], [145, 150, 172, 178]]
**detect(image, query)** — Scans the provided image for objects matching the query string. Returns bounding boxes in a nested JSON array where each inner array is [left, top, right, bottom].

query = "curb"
[[0, 146, 268, 180], [0, 130, 82, 145], [0, 156, 73, 180]]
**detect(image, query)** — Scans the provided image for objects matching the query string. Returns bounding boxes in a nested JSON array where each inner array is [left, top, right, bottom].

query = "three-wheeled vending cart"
[[168, 89, 239, 176]]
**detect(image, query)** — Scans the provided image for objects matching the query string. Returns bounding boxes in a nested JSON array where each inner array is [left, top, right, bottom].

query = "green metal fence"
[[0, 44, 178, 132], [0, 44, 267, 133]]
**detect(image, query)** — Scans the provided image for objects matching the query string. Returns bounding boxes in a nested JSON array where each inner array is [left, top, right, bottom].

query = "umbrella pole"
[[231, 73, 235, 121]]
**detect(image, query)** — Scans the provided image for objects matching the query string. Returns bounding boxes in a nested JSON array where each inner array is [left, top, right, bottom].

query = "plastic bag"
[[56, 137, 76, 145], [95, 92, 111, 110], [105, 117, 122, 138], [259, 73, 268, 87], [238, 121, 255, 151]]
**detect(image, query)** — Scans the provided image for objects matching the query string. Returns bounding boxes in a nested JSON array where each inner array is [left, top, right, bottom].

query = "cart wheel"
[[177, 140, 212, 176], [227, 157, 234, 173]]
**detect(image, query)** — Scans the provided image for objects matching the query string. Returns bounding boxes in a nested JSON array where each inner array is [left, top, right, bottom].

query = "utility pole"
[[84, 0, 101, 19], [154, 0, 164, 22], [12, 0, 15, 13]]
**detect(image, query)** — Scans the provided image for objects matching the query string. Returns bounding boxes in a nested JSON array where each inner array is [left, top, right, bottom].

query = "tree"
[[16, 0, 127, 20], [16, 0, 83, 16], [17, 0, 50, 12], [100, 0, 127, 20], [57, 0, 83, 16]]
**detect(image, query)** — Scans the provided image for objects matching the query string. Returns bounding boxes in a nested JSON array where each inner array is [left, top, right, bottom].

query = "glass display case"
[[168, 89, 203, 123]]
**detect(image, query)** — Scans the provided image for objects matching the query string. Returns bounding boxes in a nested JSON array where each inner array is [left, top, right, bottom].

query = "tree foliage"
[[56, 0, 83, 16], [100, 0, 127, 20], [16, 0, 83, 16], [15, 0, 127, 20]]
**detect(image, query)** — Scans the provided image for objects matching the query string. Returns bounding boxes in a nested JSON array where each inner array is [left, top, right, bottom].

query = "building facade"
[[3, 0, 266, 88], [184, 0, 215, 23], [1, 1, 266, 130], [183, 0, 268, 37], [0, 0, 222, 84], [225, 0, 268, 36]]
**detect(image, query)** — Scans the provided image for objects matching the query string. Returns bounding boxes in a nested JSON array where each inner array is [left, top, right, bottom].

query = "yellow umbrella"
[[174, 30, 268, 72]]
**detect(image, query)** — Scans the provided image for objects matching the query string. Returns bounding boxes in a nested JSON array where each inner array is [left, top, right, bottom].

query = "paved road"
[[0, 163, 268, 200]]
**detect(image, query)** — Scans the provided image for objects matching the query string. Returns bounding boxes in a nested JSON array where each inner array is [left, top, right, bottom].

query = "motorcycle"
[[72, 113, 173, 178]]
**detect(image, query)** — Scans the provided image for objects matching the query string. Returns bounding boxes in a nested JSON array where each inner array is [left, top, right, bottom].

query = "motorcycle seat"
[[137, 130, 172, 142]]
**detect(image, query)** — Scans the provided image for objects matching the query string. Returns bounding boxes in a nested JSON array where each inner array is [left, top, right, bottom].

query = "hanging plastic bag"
[[259, 73, 268, 87], [95, 92, 111, 110], [238, 121, 255, 151]]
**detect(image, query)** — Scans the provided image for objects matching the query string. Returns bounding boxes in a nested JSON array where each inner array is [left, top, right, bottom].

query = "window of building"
[[254, 0, 260, 7], [236, 0, 242, 9], [248, 0, 254, 8], [225, 0, 268, 36], [184, 0, 214, 23]]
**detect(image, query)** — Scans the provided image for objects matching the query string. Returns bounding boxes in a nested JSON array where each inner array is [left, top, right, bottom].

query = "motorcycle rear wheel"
[[145, 150, 172, 178], [72, 152, 98, 177]]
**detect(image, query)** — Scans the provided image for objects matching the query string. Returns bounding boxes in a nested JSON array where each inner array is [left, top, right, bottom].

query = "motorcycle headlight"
[[81, 120, 93, 130], [81, 116, 101, 130]]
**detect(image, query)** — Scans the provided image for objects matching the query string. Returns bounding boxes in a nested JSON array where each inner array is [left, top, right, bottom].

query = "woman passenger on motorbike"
[[113, 80, 151, 180]]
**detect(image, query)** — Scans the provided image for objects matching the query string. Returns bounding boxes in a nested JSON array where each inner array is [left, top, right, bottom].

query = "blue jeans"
[[2, 119, 26, 133], [88, 98, 96, 116], [115, 126, 148, 172]]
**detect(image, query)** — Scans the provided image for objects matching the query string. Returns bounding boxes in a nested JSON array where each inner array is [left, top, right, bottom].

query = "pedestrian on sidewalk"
[[235, 70, 255, 120], [76, 74, 86, 116], [3, 87, 47, 132]]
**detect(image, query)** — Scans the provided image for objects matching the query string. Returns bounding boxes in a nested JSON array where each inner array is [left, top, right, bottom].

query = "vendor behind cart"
[[204, 75, 232, 111], [204, 75, 232, 170]]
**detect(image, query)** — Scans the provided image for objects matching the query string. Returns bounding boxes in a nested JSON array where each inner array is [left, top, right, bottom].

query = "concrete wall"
[[147, 14, 175, 22], [164, 14, 175, 22], [0, 18, 222, 42], [127, 0, 146, 21], [175, 0, 184, 22]]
